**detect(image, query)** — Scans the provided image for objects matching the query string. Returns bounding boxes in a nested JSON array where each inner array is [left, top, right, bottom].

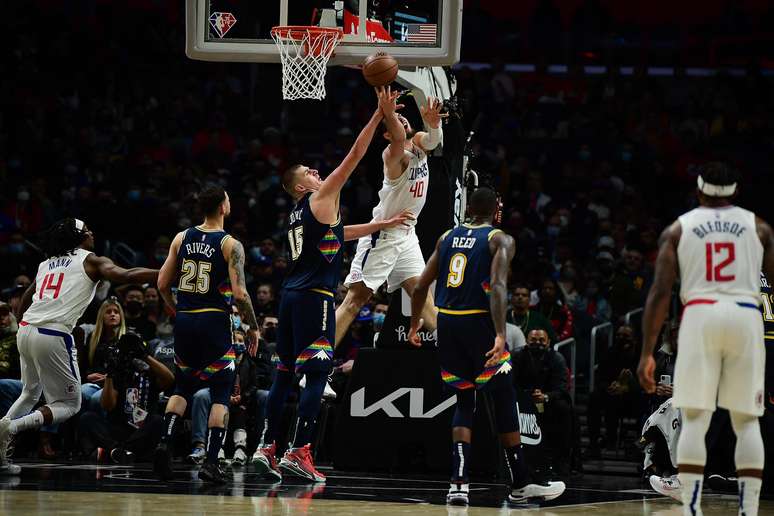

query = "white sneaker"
[[0, 417, 18, 476], [446, 482, 469, 506], [232, 447, 247, 467], [218, 447, 226, 465], [650, 474, 682, 501], [299, 375, 337, 400], [509, 481, 566, 503]]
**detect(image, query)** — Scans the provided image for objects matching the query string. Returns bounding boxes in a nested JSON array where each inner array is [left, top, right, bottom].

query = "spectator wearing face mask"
[[512, 329, 573, 476], [574, 276, 612, 323], [119, 285, 157, 342], [372, 302, 388, 344], [143, 286, 173, 339]]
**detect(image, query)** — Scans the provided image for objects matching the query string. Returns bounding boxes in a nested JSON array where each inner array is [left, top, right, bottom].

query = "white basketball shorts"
[[15, 322, 81, 407], [673, 299, 765, 416], [345, 228, 425, 293]]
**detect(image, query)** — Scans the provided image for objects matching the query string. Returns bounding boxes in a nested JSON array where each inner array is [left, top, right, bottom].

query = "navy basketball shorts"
[[173, 310, 236, 405], [276, 289, 334, 375], [437, 312, 513, 391]]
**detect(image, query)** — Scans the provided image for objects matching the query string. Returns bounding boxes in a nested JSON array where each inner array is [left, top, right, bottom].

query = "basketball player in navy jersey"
[[152, 185, 259, 484], [251, 88, 410, 482], [408, 188, 565, 506]]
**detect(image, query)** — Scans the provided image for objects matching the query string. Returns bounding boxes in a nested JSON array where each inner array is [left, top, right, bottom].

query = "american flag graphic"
[[404, 23, 437, 43]]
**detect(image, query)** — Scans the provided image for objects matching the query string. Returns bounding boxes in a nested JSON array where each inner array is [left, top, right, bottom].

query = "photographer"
[[79, 333, 174, 462]]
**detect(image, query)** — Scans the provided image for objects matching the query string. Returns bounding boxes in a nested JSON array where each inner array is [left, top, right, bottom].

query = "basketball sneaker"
[[153, 443, 174, 481], [252, 442, 282, 481], [186, 446, 205, 465], [0, 417, 19, 476], [218, 447, 226, 466], [232, 447, 248, 467], [508, 480, 566, 503], [279, 444, 326, 482], [649, 474, 682, 501], [446, 482, 470, 506], [199, 462, 229, 484]]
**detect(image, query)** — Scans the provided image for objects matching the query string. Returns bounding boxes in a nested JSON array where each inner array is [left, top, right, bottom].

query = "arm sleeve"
[[419, 126, 442, 151]]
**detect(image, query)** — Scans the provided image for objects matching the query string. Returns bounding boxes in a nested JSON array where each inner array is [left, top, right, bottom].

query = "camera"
[[105, 332, 150, 380]]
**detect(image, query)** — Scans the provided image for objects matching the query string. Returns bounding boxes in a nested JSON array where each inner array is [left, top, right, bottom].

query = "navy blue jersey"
[[761, 272, 774, 343], [434, 224, 502, 313], [175, 227, 232, 312], [283, 193, 344, 293]]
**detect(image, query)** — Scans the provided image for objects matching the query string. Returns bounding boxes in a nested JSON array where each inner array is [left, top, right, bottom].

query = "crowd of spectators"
[[2, 0, 774, 481]]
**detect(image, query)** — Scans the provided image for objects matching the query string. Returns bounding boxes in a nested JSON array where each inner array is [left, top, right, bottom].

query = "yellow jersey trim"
[[179, 308, 227, 314], [438, 308, 488, 315], [220, 234, 232, 249], [462, 223, 492, 229], [309, 288, 335, 298], [488, 229, 503, 241], [195, 225, 225, 233]]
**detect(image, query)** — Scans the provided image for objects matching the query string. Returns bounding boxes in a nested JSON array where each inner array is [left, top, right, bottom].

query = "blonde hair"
[[89, 298, 126, 365]]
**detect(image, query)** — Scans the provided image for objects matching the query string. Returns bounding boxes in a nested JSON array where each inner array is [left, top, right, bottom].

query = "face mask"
[[232, 315, 242, 330], [263, 327, 277, 343], [17, 191, 30, 202], [373, 312, 386, 328], [8, 243, 24, 255], [127, 190, 141, 201], [125, 300, 143, 315], [528, 344, 546, 356], [546, 226, 561, 238], [233, 342, 246, 356], [145, 300, 159, 310]]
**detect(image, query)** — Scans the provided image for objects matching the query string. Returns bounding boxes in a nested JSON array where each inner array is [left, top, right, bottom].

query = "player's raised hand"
[[376, 86, 404, 117], [381, 209, 415, 230], [407, 318, 424, 347], [637, 354, 656, 394], [420, 96, 447, 128], [245, 328, 260, 357], [484, 334, 507, 368]]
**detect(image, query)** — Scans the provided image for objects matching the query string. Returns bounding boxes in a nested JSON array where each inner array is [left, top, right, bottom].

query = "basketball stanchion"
[[271, 26, 342, 100]]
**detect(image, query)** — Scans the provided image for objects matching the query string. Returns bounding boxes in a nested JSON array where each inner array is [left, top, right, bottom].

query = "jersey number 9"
[[179, 260, 211, 293], [446, 253, 468, 288]]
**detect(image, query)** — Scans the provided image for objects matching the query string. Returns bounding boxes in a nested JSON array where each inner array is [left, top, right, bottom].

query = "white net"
[[271, 26, 342, 101]]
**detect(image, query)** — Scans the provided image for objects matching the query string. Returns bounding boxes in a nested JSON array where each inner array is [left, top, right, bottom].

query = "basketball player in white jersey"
[[638, 163, 774, 516], [0, 218, 158, 475], [336, 87, 445, 346]]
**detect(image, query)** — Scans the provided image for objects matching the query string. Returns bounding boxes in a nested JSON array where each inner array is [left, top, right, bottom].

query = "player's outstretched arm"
[[413, 96, 446, 152], [226, 238, 260, 355], [315, 99, 386, 205], [84, 255, 158, 286], [757, 217, 774, 284], [408, 236, 443, 347], [380, 86, 407, 172], [343, 209, 415, 241], [157, 231, 184, 310], [485, 232, 515, 367], [638, 221, 680, 393]]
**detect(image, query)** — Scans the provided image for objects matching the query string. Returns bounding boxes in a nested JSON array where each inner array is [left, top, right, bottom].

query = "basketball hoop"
[[271, 26, 343, 101]]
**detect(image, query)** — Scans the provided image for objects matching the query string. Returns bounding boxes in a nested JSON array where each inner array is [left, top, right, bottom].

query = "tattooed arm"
[[225, 238, 260, 355]]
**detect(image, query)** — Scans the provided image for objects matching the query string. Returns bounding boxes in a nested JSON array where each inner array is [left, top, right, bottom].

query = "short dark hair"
[[281, 164, 305, 195], [511, 283, 530, 294], [198, 185, 226, 216], [123, 285, 144, 297], [468, 187, 499, 217], [700, 162, 739, 197], [40, 218, 89, 259]]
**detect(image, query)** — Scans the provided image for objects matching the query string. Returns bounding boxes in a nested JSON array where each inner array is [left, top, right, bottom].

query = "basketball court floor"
[[1, 461, 771, 515]]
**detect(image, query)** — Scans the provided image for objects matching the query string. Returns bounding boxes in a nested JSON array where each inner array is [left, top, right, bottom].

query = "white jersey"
[[677, 206, 762, 304], [371, 144, 429, 229], [23, 248, 98, 333]]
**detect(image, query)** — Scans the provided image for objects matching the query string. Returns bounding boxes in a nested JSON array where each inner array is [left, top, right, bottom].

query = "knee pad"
[[490, 384, 519, 434], [49, 397, 81, 424], [452, 389, 476, 429], [676, 408, 713, 467], [298, 371, 327, 419], [730, 411, 765, 470]]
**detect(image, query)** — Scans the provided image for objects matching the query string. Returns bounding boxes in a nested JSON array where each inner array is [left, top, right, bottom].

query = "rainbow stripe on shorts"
[[175, 347, 236, 381], [318, 229, 341, 263], [474, 351, 512, 388], [441, 370, 475, 390], [295, 337, 333, 371]]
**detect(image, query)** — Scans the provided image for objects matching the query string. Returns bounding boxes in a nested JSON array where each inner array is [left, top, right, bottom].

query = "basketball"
[[362, 52, 399, 86]]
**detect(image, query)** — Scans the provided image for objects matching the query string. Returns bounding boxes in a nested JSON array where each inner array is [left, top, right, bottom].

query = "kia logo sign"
[[350, 387, 455, 418]]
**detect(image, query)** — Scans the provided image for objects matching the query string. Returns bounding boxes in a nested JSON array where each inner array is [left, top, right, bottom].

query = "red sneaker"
[[251, 442, 282, 481], [278, 444, 326, 482]]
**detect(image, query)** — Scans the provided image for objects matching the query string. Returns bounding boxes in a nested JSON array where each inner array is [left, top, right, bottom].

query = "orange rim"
[[271, 26, 343, 42]]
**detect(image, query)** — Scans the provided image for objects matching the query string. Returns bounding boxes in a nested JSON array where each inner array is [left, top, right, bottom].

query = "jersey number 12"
[[705, 242, 735, 282]]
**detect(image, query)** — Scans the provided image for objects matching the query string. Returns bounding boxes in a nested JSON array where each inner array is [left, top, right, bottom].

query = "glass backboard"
[[186, 0, 462, 66]]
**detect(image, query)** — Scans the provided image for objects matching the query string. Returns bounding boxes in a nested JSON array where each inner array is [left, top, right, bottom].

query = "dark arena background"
[[2, 1, 774, 514]]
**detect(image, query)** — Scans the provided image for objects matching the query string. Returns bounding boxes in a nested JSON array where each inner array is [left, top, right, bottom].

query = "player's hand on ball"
[[420, 96, 447, 128], [246, 328, 260, 357], [376, 86, 403, 117], [637, 355, 656, 394], [484, 335, 506, 368], [382, 210, 415, 229], [407, 319, 423, 347]]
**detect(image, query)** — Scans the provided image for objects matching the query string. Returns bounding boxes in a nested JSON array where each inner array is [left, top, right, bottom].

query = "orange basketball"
[[362, 52, 399, 86]]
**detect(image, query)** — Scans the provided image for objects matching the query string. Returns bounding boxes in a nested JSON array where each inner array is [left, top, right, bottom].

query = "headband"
[[697, 176, 736, 197]]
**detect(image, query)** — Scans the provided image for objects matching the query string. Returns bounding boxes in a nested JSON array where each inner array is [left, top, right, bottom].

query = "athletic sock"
[[737, 477, 761, 516], [205, 427, 226, 465], [9, 411, 45, 434], [678, 472, 704, 516], [160, 413, 180, 444], [451, 441, 470, 482], [292, 417, 316, 448], [504, 445, 529, 489]]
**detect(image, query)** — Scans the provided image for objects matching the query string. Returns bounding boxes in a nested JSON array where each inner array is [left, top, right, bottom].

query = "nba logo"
[[209, 12, 237, 38]]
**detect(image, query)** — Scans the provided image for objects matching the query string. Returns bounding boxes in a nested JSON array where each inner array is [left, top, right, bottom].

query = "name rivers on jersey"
[[185, 242, 216, 258]]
